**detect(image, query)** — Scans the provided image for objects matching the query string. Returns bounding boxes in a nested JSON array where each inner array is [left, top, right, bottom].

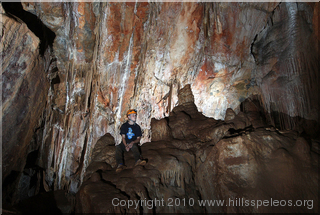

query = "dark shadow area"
[[2, 149, 58, 213], [239, 95, 320, 140], [267, 110, 320, 139], [226, 125, 254, 138], [24, 150, 38, 169], [23, 149, 48, 195], [240, 95, 267, 124], [2, 171, 21, 205], [13, 191, 63, 215], [2, 1, 56, 56], [51, 74, 61, 91]]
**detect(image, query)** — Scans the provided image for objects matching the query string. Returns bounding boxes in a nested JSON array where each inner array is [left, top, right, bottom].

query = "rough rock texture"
[[75, 86, 319, 214], [252, 2, 319, 131], [1, 4, 51, 185], [1, 1, 319, 206], [151, 118, 171, 141], [196, 130, 318, 213]]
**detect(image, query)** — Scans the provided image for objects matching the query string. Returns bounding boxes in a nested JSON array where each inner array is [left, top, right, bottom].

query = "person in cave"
[[115, 109, 146, 173]]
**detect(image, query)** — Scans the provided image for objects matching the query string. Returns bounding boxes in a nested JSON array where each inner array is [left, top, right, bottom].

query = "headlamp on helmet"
[[127, 109, 137, 116]]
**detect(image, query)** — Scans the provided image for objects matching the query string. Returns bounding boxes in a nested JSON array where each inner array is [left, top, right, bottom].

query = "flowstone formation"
[[75, 85, 318, 214], [1, 2, 319, 213]]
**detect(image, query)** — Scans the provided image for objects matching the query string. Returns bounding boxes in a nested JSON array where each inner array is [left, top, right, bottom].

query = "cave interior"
[[1, 1, 319, 214]]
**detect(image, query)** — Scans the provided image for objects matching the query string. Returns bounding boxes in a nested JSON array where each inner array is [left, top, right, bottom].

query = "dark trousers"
[[116, 142, 141, 165]]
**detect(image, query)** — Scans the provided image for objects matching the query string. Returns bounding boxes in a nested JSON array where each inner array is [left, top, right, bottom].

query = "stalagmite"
[[1, 2, 319, 214]]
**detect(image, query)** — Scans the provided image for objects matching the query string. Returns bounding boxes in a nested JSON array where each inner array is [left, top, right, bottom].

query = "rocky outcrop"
[[196, 130, 318, 213], [75, 85, 319, 214]]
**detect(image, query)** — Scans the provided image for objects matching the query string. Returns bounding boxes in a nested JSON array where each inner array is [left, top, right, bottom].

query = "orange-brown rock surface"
[[1, 2, 319, 212]]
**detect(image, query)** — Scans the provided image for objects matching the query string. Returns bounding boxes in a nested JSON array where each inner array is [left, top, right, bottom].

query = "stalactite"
[[3, 2, 317, 203], [252, 2, 318, 131]]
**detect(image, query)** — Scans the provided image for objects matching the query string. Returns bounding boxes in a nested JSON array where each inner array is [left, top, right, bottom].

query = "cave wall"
[[1, 2, 319, 198], [1, 4, 51, 184], [252, 3, 319, 131]]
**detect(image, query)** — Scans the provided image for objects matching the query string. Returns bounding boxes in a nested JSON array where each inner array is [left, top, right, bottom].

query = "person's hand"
[[126, 143, 133, 152], [126, 142, 133, 151]]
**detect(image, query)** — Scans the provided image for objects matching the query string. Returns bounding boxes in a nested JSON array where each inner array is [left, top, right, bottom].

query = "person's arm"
[[123, 134, 132, 152], [122, 134, 127, 146], [128, 136, 141, 147], [127, 136, 141, 150], [130, 125, 142, 146]]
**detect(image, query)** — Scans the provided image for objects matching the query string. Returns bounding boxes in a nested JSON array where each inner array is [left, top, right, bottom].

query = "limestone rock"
[[241, 97, 267, 129], [90, 133, 116, 167], [75, 96, 319, 213], [196, 129, 319, 213], [83, 162, 111, 182], [84, 141, 204, 214], [292, 137, 312, 162], [169, 110, 193, 140], [178, 84, 194, 105], [1, 2, 319, 209], [1, 10, 50, 180], [76, 126, 319, 214], [252, 2, 319, 129], [232, 112, 252, 130], [75, 179, 129, 214], [151, 118, 171, 141], [197, 123, 232, 143], [10, 93, 319, 214], [225, 108, 236, 121]]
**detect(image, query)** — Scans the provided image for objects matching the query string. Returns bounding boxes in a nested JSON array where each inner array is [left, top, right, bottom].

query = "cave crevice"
[[2, 2, 56, 56]]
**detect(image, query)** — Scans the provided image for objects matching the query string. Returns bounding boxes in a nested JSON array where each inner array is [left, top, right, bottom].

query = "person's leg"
[[131, 143, 141, 162], [115, 143, 126, 165]]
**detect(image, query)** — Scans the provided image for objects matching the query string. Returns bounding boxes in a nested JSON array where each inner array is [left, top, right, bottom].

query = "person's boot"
[[116, 164, 126, 173], [135, 159, 146, 166]]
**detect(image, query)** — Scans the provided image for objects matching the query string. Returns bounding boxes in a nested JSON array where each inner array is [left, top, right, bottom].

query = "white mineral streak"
[[94, 5, 112, 142], [116, 32, 134, 144], [24, 2, 317, 194]]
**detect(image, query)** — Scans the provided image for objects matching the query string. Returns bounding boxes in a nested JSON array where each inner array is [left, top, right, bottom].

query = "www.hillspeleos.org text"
[[112, 197, 313, 210]]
